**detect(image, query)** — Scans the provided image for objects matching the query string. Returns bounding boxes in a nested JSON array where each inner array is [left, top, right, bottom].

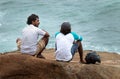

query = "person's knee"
[[42, 37, 49, 46], [76, 40, 81, 46], [16, 38, 21, 43]]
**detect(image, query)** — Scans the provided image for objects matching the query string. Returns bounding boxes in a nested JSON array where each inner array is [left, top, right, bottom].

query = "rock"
[[0, 49, 120, 79]]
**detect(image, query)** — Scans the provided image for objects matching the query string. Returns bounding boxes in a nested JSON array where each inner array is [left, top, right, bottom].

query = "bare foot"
[[37, 54, 45, 59], [80, 60, 86, 64]]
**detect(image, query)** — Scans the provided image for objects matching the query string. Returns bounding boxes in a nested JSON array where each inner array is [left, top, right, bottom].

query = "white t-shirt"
[[55, 32, 83, 61], [55, 33, 74, 61], [21, 24, 46, 55]]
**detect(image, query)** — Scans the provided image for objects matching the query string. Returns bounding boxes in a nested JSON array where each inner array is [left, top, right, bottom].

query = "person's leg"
[[71, 44, 78, 56], [76, 40, 85, 63], [69, 43, 78, 62], [35, 36, 49, 58]]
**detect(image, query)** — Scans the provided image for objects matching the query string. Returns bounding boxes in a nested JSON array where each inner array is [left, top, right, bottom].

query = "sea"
[[0, 0, 120, 54]]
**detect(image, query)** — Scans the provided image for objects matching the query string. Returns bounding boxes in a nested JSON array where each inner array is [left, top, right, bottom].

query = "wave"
[[0, 11, 4, 17], [0, 11, 4, 27], [0, 23, 1, 27], [92, 1, 120, 17], [0, 0, 15, 6], [84, 43, 120, 54]]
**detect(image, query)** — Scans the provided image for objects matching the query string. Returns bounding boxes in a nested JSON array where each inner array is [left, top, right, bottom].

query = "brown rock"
[[0, 49, 120, 79]]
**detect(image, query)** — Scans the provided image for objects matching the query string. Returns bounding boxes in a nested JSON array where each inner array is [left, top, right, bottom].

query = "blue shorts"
[[71, 44, 78, 56]]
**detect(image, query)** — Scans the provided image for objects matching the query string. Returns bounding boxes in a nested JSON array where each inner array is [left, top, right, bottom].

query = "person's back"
[[55, 22, 85, 63], [55, 33, 74, 61], [16, 14, 49, 58], [21, 24, 45, 55]]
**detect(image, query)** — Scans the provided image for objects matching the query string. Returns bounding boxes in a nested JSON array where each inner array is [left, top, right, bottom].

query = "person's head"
[[27, 14, 40, 27], [60, 22, 71, 35]]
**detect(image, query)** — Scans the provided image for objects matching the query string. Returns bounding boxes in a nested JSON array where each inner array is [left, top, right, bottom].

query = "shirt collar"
[[29, 24, 34, 27]]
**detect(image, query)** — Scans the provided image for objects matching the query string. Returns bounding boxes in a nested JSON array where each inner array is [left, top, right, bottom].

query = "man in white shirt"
[[55, 22, 85, 63], [16, 14, 49, 58]]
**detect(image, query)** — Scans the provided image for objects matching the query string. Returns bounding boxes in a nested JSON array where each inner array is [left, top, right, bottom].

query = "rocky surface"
[[0, 49, 120, 79]]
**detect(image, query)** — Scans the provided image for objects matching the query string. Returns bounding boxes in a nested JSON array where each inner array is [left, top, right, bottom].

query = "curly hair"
[[27, 14, 39, 25]]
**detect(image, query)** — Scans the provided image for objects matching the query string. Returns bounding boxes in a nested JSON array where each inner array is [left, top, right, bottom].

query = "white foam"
[[0, 12, 4, 17], [0, 23, 1, 26]]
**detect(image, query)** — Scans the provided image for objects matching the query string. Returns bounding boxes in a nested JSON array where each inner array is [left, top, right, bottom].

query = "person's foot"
[[80, 60, 86, 64], [37, 54, 45, 59]]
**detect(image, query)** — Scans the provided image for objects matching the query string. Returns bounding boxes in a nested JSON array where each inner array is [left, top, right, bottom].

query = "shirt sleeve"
[[37, 28, 46, 36], [55, 32, 60, 37], [71, 32, 83, 41]]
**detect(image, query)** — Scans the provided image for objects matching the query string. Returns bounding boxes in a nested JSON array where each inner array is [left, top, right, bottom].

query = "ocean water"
[[0, 0, 120, 54]]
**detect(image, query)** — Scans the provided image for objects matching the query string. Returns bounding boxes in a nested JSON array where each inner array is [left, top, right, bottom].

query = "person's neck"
[[30, 24, 38, 27]]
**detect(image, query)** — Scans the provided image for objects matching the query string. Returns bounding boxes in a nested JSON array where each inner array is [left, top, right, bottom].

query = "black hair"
[[27, 14, 39, 25], [60, 22, 71, 35]]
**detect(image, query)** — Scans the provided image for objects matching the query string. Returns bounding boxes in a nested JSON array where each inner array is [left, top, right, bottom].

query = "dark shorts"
[[71, 44, 78, 56]]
